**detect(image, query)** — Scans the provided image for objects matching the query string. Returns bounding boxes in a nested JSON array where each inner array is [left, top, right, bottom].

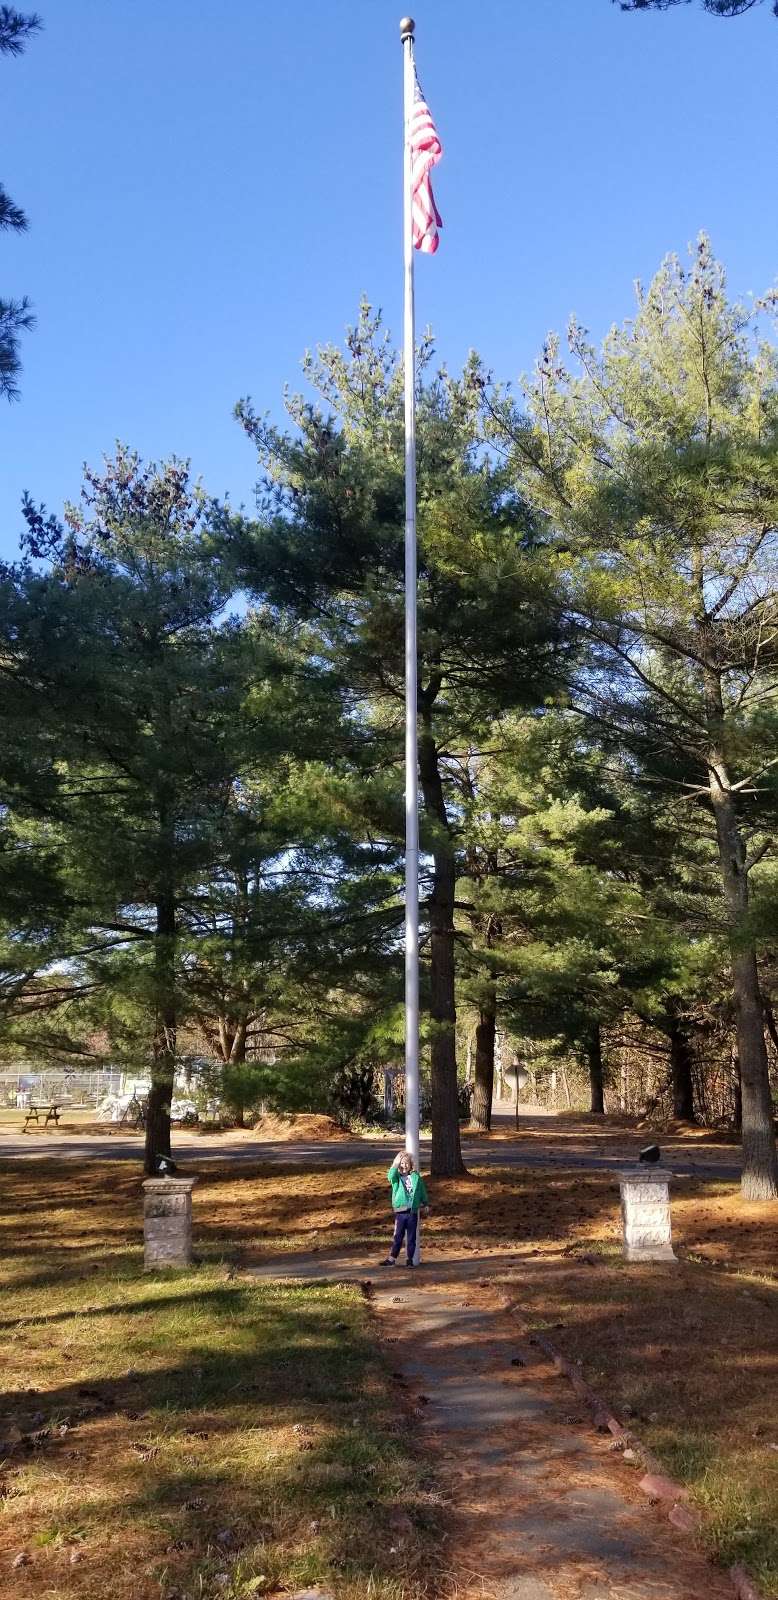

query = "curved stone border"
[[503, 1307, 768, 1600]]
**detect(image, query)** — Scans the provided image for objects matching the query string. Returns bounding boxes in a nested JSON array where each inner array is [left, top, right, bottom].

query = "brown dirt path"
[[250, 1250, 735, 1600]]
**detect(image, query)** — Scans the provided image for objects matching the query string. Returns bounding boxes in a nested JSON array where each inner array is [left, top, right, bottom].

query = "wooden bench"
[[22, 1103, 61, 1131]]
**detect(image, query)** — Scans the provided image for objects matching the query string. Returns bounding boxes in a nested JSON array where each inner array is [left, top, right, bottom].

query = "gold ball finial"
[[400, 17, 415, 41]]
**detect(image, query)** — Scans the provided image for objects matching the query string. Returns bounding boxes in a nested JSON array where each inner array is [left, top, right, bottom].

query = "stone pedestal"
[[618, 1168, 677, 1263], [142, 1176, 196, 1269]]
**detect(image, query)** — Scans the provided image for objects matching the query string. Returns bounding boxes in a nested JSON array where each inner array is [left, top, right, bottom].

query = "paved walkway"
[[249, 1248, 733, 1600]]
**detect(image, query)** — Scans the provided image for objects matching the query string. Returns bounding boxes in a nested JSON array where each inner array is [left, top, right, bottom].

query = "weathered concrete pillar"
[[618, 1168, 677, 1263], [142, 1176, 196, 1269]]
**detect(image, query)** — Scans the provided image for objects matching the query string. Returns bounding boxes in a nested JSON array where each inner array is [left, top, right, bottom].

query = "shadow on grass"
[[494, 1252, 778, 1588], [2, 1282, 375, 1418], [0, 1275, 440, 1599], [0, 1156, 630, 1271]]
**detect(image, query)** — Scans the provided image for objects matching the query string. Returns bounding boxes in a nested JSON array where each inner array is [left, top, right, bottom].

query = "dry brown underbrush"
[[251, 1112, 349, 1142]]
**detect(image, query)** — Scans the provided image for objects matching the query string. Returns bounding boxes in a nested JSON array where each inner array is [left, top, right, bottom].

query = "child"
[[381, 1150, 430, 1267]]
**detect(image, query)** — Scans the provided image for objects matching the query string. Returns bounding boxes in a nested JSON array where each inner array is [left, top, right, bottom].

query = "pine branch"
[[0, 297, 35, 401], [0, 6, 41, 55], [615, 1, 772, 16], [0, 183, 26, 232]]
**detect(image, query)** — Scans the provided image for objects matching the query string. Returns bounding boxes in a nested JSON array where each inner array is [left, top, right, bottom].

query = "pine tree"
[[12, 447, 381, 1163], [478, 239, 778, 1198], [0, 548, 102, 1058], [457, 715, 681, 1111], [226, 304, 570, 1175], [16, 450, 262, 1169]]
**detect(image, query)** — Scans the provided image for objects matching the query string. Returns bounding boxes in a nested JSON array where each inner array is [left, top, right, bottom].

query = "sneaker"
[[404, 1259, 415, 1268], [379, 1258, 396, 1267]]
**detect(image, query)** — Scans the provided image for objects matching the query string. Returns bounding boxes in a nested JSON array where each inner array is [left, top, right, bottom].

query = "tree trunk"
[[145, 883, 177, 1175], [695, 568, 778, 1196], [709, 768, 778, 1198], [471, 986, 496, 1131], [587, 1023, 605, 1115], [418, 716, 465, 1176], [731, 1040, 743, 1131], [229, 1018, 248, 1062], [667, 1005, 695, 1122], [232, 1021, 249, 1126]]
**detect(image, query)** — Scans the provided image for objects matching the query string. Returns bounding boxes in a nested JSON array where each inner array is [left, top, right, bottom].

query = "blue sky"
[[2, 0, 778, 556]]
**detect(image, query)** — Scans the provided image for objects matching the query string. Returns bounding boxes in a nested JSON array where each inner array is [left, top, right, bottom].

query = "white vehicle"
[[95, 1088, 198, 1125], [170, 1099, 199, 1124]]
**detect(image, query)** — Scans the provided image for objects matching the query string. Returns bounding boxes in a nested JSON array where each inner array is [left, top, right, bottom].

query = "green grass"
[[0, 1246, 441, 1600], [3, 1155, 776, 1599], [509, 1251, 778, 1597]]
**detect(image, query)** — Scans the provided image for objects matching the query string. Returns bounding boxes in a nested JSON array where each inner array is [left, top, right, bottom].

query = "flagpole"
[[400, 17, 421, 1226]]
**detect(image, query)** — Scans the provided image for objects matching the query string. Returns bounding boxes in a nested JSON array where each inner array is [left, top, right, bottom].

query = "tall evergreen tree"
[[225, 304, 570, 1175], [15, 448, 372, 1166], [478, 239, 778, 1198], [180, 759, 404, 1104], [0, 544, 106, 1058], [17, 449, 265, 1170], [456, 713, 691, 1118]]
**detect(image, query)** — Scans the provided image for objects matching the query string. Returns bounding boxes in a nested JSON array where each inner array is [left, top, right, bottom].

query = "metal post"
[[401, 16, 420, 1259], [401, 14, 419, 1174]]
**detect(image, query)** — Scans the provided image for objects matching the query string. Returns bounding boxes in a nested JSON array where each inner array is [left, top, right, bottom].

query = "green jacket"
[[387, 1164, 429, 1212]]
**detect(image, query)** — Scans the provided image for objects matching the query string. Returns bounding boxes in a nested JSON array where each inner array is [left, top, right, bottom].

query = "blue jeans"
[[391, 1208, 418, 1261]]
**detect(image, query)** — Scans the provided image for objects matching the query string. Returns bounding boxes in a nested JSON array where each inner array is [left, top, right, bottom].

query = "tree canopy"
[[474, 237, 778, 1196], [615, 1, 777, 16], [0, 245, 776, 1196]]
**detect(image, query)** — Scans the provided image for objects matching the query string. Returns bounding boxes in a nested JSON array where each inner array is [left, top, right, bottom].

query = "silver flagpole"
[[400, 16, 421, 1257]]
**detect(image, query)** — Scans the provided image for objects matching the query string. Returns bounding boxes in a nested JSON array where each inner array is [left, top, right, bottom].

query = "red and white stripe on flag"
[[410, 69, 442, 254]]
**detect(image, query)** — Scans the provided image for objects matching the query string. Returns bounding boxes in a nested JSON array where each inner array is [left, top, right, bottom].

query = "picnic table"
[[22, 1103, 62, 1131]]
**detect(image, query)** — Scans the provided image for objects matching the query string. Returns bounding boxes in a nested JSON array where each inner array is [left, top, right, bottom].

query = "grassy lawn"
[[0, 1109, 120, 1135], [0, 1156, 776, 1597], [503, 1230, 778, 1597], [201, 1156, 778, 1594], [509, 1248, 778, 1600], [0, 1164, 441, 1600]]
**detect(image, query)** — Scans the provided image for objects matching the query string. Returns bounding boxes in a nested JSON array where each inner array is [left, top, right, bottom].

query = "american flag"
[[410, 68, 443, 254]]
